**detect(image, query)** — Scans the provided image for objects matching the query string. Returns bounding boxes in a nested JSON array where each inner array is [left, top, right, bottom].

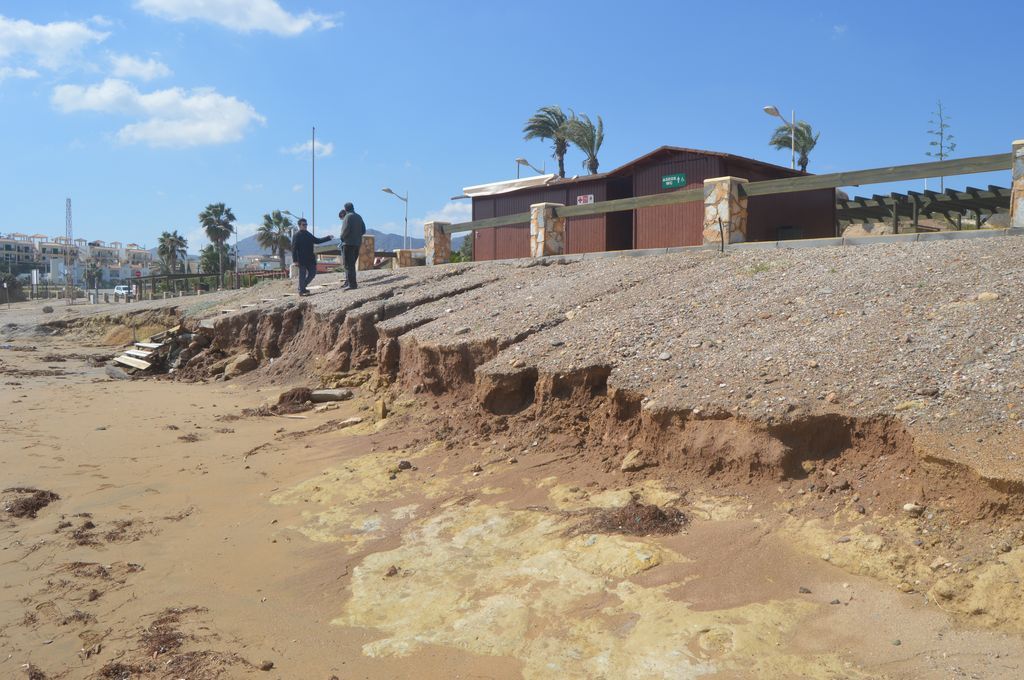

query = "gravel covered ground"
[[9, 236, 1023, 480]]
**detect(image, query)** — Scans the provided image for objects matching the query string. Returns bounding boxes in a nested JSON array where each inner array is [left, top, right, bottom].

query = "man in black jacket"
[[291, 218, 333, 296], [339, 202, 366, 290]]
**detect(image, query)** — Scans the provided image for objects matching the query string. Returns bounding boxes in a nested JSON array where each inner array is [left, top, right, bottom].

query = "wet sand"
[[2, 333, 1023, 679]]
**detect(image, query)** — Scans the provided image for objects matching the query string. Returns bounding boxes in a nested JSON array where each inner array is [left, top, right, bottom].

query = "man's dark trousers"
[[298, 263, 316, 294], [343, 245, 360, 289]]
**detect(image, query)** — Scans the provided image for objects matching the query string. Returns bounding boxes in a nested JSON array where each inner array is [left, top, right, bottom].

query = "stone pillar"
[[529, 202, 565, 258], [358, 235, 375, 271], [395, 249, 415, 268], [702, 176, 749, 245], [424, 221, 452, 265], [1012, 140, 1024, 230]]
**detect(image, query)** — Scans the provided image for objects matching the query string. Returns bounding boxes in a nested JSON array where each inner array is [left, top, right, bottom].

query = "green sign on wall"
[[661, 173, 688, 189]]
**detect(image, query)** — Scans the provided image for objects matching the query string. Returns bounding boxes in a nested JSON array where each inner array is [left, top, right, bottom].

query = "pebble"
[[798, 586, 811, 594], [658, 352, 671, 361], [903, 503, 925, 517], [259, 660, 274, 671]]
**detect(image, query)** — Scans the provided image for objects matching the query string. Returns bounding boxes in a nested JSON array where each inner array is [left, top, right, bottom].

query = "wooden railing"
[[443, 152, 1013, 235]]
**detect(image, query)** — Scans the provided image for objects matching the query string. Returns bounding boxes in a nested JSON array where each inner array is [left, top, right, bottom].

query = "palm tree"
[[157, 230, 188, 274], [568, 113, 604, 175], [523, 105, 571, 178], [257, 211, 294, 271], [198, 203, 236, 284], [769, 121, 820, 173]]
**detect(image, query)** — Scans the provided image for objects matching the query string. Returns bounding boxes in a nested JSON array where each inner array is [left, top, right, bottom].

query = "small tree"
[[199, 243, 235, 275], [926, 100, 956, 192], [450, 234, 474, 262], [769, 121, 820, 173], [567, 113, 604, 175], [523, 105, 571, 178], [198, 203, 236, 284], [257, 210, 293, 271]]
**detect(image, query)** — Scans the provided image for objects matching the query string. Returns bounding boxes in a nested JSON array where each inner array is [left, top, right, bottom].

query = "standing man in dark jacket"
[[291, 218, 333, 296], [339, 202, 366, 290]]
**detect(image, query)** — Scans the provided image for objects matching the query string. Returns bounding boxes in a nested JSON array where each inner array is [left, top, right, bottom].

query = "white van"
[[113, 285, 132, 298]]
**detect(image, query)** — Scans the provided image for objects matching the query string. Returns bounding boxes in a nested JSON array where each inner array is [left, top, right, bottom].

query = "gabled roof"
[[462, 145, 806, 198]]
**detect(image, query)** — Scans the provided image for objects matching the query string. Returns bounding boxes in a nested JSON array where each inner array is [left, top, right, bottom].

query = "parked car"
[[113, 285, 133, 298]]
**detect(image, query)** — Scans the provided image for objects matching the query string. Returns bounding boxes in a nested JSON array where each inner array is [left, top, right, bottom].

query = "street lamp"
[[381, 187, 409, 249], [763, 104, 796, 171], [515, 157, 545, 178]]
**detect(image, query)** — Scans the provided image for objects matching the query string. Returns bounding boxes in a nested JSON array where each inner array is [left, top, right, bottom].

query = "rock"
[[658, 352, 672, 361], [892, 639, 901, 647], [976, 291, 1000, 302], [469, 463, 484, 473], [916, 387, 939, 397], [836, 536, 852, 544], [385, 565, 399, 577], [829, 599, 841, 605], [259, 660, 274, 671], [806, 359, 819, 369], [800, 460, 817, 474], [897, 582, 914, 593], [454, 326, 470, 335], [507, 457, 518, 464], [224, 352, 257, 378], [798, 586, 811, 594], [310, 388, 353, 403], [550, 339, 564, 347], [825, 392, 838, 404], [930, 556, 949, 571], [42, 305, 54, 314], [620, 448, 655, 473], [903, 503, 924, 517], [314, 402, 340, 413], [105, 365, 131, 381], [375, 399, 389, 420], [397, 460, 412, 470]]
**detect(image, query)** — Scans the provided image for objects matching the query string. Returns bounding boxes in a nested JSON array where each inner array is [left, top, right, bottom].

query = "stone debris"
[[309, 388, 353, 403]]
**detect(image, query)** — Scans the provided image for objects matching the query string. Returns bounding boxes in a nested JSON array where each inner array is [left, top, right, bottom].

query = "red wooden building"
[[464, 146, 836, 261]]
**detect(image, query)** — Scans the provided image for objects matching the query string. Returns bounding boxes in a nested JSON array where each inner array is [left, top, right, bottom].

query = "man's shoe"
[[299, 291, 311, 296]]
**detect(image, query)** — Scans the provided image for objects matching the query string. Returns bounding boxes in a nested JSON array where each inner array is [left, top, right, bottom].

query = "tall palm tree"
[[157, 230, 188, 274], [523, 105, 571, 178], [568, 113, 604, 175], [258, 210, 294, 271], [198, 203, 236, 283], [769, 121, 820, 173]]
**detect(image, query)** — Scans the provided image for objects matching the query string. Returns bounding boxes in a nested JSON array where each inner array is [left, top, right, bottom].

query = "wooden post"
[[911, 195, 920, 232]]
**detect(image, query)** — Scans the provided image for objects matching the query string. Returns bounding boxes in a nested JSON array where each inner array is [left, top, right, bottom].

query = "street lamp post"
[[381, 187, 409, 250], [515, 157, 545, 178], [763, 104, 796, 171]]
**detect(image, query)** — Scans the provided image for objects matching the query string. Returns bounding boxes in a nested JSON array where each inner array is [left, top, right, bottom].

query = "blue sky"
[[1, 0, 1020, 250]]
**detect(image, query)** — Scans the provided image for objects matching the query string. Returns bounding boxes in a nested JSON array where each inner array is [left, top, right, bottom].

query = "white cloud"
[[90, 15, 115, 28], [134, 0, 338, 37], [292, 184, 303, 193], [110, 53, 172, 80], [832, 24, 847, 38], [0, 66, 39, 82], [282, 139, 333, 157], [243, 182, 264, 192], [52, 78, 266, 147], [0, 15, 108, 70]]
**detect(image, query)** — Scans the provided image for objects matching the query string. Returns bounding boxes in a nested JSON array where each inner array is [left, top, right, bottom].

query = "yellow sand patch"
[[269, 443, 452, 548], [337, 502, 864, 679]]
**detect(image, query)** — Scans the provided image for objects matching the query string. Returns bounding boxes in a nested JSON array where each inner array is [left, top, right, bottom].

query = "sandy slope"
[[1, 325, 1023, 679]]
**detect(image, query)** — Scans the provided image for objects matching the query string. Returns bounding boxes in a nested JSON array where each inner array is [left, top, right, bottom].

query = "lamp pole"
[[515, 157, 544, 177], [381, 187, 409, 249], [763, 105, 796, 170]]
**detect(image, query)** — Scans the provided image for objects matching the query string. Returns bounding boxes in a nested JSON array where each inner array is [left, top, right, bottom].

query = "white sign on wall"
[[577, 194, 595, 205]]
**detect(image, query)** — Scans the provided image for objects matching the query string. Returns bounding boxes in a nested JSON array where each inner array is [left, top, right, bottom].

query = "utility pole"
[[65, 198, 73, 306], [311, 126, 316, 235]]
